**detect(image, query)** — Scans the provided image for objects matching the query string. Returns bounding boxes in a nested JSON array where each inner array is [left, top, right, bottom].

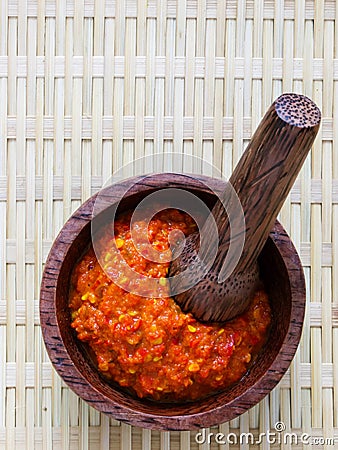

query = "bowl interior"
[[41, 173, 304, 429]]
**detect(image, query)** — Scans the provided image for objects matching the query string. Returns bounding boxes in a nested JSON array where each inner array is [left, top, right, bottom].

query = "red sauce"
[[69, 209, 271, 401]]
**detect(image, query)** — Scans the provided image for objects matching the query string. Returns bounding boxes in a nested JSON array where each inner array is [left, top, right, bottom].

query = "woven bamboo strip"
[[251, 0, 263, 137], [124, 16, 136, 172], [243, 18, 253, 122], [163, 17, 175, 167], [135, 73, 146, 165], [0, 327, 5, 428], [269, 388, 280, 435], [181, 18, 194, 174], [0, 1, 7, 57], [99, 414, 109, 450], [82, 16, 94, 201], [323, 388, 334, 450], [61, 387, 70, 450], [26, 387, 35, 449], [262, 19, 273, 112], [279, 16, 293, 234], [160, 430, 170, 450], [41, 328, 52, 450], [334, 199, 338, 429], [89, 406, 100, 430], [335, 33, 338, 437], [212, 0, 225, 175], [280, 389, 292, 450], [217, 422, 228, 450], [4, 54, 338, 80], [121, 423, 131, 450], [92, 9, 104, 176], [142, 428, 151, 450], [173, 0, 186, 168], [311, 13, 324, 423], [0, 0, 336, 21], [79, 401, 89, 450], [34, 326, 42, 431], [6, 16, 17, 450], [149, 1, 165, 162], [202, 18, 215, 175], [16, 326, 25, 428], [222, 19, 235, 179], [144, 18, 156, 173], [239, 412, 250, 450], [6, 386, 15, 449], [262, 397, 271, 450], [1, 174, 338, 203], [179, 430, 189, 450], [112, 78, 124, 173], [334, 335, 338, 430], [300, 26, 313, 448], [26, 0, 37, 368], [2, 360, 338, 390], [3, 115, 338, 141], [322, 34, 334, 439], [311, 223, 323, 431], [229, 418, 239, 436], [16, 6, 27, 343], [71, 0, 84, 214], [42, 387, 53, 449], [68, 391, 79, 430], [290, 204, 302, 429], [233, 75, 244, 167], [49, 363, 61, 437], [0, 1, 7, 434]]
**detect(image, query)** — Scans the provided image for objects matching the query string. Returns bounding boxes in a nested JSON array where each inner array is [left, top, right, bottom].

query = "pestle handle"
[[170, 93, 321, 322], [207, 93, 321, 277]]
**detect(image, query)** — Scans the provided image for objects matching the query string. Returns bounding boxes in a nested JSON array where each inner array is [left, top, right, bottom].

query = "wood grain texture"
[[170, 94, 320, 322], [40, 173, 306, 430]]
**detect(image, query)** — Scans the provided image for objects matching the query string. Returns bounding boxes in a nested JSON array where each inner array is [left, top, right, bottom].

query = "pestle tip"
[[275, 93, 321, 128]]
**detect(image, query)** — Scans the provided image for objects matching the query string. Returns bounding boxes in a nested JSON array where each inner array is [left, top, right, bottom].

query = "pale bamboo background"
[[1, 0, 338, 449]]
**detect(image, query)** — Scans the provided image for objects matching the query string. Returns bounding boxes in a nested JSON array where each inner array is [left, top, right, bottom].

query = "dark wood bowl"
[[40, 173, 305, 431]]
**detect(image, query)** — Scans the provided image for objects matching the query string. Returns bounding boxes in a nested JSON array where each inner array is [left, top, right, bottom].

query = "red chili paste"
[[69, 209, 271, 401]]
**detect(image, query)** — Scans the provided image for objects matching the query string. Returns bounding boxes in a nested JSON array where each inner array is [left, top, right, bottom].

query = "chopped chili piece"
[[69, 208, 271, 402]]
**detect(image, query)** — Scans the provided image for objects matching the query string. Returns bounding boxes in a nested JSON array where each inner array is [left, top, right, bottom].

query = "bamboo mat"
[[1, 0, 338, 448]]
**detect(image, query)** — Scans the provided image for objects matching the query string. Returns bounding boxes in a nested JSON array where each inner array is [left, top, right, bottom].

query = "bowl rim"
[[40, 172, 306, 431]]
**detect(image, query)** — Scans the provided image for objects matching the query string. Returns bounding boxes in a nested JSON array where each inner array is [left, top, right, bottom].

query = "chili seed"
[[159, 277, 167, 286], [115, 238, 124, 248], [188, 363, 200, 372], [244, 353, 251, 363], [99, 362, 109, 372], [104, 252, 111, 262]]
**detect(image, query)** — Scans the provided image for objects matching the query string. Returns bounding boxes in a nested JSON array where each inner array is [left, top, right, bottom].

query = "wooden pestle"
[[169, 93, 321, 322]]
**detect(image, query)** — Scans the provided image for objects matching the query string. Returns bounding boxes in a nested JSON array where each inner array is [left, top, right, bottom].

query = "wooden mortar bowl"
[[40, 173, 305, 431]]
